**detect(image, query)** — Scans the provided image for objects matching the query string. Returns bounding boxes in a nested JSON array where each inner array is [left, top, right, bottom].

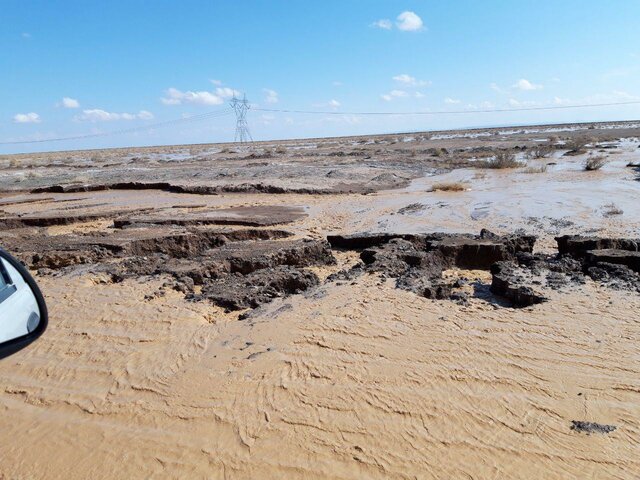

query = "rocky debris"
[[585, 249, 640, 273], [570, 421, 617, 435], [516, 252, 585, 284], [428, 234, 536, 270], [325, 263, 365, 283], [360, 239, 446, 278], [554, 235, 640, 290], [488, 251, 595, 307], [10, 219, 640, 311], [197, 267, 320, 310], [40, 231, 333, 310], [396, 273, 453, 300], [490, 261, 548, 307], [487, 237, 640, 305], [329, 230, 534, 263], [2, 211, 335, 310], [586, 262, 640, 292], [328, 230, 536, 302], [556, 235, 639, 257], [130, 238, 335, 284]]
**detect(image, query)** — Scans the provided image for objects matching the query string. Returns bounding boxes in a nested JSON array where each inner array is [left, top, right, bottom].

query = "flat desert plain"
[[0, 121, 639, 479]]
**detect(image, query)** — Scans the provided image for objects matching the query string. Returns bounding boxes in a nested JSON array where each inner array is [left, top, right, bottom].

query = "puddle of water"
[[338, 138, 640, 236]]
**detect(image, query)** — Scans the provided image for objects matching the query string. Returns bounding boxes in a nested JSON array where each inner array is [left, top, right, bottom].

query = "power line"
[[230, 94, 252, 143], [0, 108, 233, 146], [254, 100, 640, 116], [2, 98, 639, 147]]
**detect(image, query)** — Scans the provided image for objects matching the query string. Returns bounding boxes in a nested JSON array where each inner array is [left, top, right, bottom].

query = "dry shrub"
[[477, 151, 523, 169], [567, 136, 591, 153], [275, 146, 287, 154], [585, 154, 607, 171], [522, 165, 548, 174], [430, 182, 467, 192], [524, 144, 554, 159]]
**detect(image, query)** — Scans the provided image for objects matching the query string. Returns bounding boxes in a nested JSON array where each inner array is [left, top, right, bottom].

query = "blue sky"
[[2, 0, 640, 153]]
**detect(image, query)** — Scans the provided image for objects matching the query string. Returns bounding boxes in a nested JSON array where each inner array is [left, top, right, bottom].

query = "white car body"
[[0, 257, 40, 344]]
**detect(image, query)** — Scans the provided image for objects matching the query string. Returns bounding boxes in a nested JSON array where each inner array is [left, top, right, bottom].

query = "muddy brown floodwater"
[[0, 122, 639, 479]]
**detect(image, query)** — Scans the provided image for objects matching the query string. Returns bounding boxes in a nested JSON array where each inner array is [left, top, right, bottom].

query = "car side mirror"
[[0, 247, 48, 359]]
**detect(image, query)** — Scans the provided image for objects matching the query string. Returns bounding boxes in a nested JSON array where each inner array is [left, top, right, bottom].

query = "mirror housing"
[[0, 247, 48, 359]]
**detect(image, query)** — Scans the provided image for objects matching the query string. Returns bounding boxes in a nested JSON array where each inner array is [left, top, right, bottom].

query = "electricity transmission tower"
[[230, 94, 252, 143]]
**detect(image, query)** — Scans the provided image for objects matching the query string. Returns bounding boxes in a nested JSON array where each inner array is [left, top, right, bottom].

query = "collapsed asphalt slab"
[[3, 213, 640, 311]]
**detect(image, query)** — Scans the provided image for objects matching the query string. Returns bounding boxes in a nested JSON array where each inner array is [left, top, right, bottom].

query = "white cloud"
[[263, 88, 279, 104], [381, 90, 409, 101], [21, 32, 31, 39], [371, 19, 392, 30], [136, 110, 154, 120], [332, 81, 343, 87], [215, 87, 240, 98], [76, 109, 154, 122], [392, 74, 431, 87], [210, 79, 223, 86], [513, 78, 543, 91], [161, 87, 224, 106], [60, 97, 80, 109], [396, 11, 424, 31], [444, 97, 461, 104], [13, 112, 41, 124]]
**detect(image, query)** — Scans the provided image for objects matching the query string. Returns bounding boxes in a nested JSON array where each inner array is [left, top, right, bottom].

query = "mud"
[[198, 266, 321, 310], [112, 205, 306, 228], [327, 230, 537, 302], [570, 420, 617, 435], [489, 236, 640, 306], [32, 180, 386, 195], [1, 122, 640, 479]]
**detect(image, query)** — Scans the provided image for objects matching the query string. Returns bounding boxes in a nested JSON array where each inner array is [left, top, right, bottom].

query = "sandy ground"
[[1, 123, 639, 479], [1, 273, 639, 479]]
